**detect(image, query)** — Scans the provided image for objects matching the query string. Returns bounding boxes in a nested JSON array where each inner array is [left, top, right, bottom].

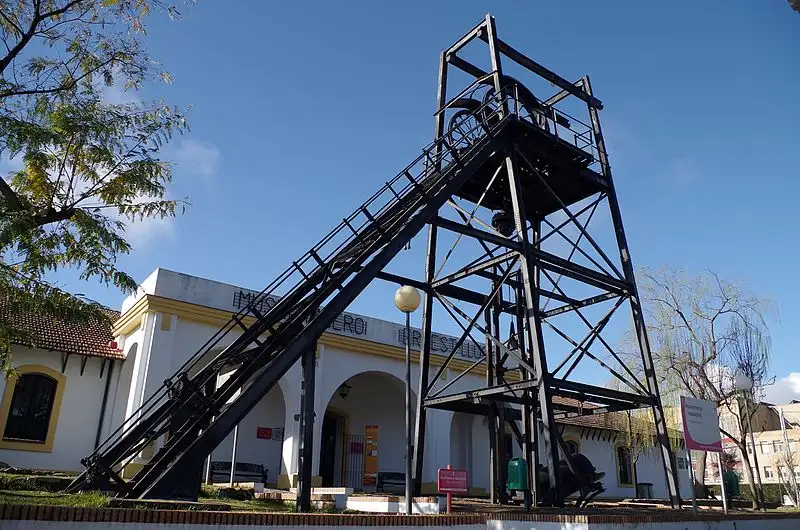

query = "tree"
[[790, 0, 800, 14], [0, 1, 191, 374], [776, 443, 800, 507], [620, 410, 654, 496], [611, 403, 684, 498], [638, 266, 774, 507]]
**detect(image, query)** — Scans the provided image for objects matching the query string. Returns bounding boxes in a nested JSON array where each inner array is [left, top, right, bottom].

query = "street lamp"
[[395, 285, 421, 515], [733, 373, 766, 511]]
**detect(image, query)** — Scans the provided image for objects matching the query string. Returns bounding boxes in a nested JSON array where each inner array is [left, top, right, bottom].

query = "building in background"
[[0, 268, 693, 499], [707, 402, 800, 487], [0, 304, 124, 471]]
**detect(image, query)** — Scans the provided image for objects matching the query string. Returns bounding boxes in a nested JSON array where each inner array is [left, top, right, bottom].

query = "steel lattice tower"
[[69, 14, 680, 510]]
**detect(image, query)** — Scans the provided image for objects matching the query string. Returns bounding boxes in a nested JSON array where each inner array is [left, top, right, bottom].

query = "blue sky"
[[34, 2, 800, 399]]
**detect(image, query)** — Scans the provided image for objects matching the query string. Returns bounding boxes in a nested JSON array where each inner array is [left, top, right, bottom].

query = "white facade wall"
[[556, 426, 693, 500], [209, 383, 286, 484], [0, 346, 122, 471]]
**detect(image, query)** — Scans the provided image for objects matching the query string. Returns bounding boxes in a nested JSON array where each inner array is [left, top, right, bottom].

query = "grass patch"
[[0, 489, 306, 513], [0, 490, 108, 507], [0, 473, 74, 492], [202, 497, 295, 513], [0, 486, 349, 513]]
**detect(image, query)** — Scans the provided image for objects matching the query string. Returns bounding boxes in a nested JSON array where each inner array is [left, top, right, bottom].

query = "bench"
[[376, 472, 405, 494], [210, 461, 267, 484]]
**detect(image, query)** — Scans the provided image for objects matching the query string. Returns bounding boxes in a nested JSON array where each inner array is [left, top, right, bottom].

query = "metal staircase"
[[68, 88, 519, 500]]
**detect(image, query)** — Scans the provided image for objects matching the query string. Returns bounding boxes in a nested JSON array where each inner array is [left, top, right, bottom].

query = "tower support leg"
[[485, 307, 498, 504], [413, 224, 438, 495], [296, 342, 317, 512], [516, 271, 536, 509], [492, 287, 508, 504], [504, 150, 563, 506], [583, 76, 680, 508]]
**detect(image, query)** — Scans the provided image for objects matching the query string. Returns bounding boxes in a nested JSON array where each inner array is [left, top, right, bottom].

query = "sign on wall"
[[256, 427, 273, 440], [363, 424, 379, 486], [230, 288, 485, 361], [680, 396, 722, 452], [256, 426, 284, 441]]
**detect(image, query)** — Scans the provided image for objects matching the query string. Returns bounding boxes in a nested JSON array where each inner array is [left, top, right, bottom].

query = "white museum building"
[[0, 268, 693, 499]]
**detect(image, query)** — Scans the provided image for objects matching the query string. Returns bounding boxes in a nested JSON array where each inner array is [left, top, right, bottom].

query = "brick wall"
[[3, 504, 800, 529]]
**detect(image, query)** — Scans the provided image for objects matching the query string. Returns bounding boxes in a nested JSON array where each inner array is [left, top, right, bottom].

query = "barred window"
[[3, 373, 57, 443], [616, 446, 634, 486]]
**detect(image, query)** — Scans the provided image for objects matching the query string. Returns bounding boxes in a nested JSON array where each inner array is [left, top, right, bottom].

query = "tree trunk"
[[633, 457, 639, 498], [739, 452, 760, 509], [694, 450, 708, 498]]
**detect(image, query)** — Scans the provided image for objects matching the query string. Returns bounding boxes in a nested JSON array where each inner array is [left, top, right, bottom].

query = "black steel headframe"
[[68, 13, 680, 512], [410, 14, 681, 509]]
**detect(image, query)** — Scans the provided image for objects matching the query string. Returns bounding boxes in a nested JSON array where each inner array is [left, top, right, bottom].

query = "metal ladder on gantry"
[[68, 14, 680, 510]]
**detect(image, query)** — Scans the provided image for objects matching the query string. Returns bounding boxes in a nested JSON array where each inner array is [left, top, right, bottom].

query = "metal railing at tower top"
[[437, 73, 604, 173], [71, 85, 531, 496]]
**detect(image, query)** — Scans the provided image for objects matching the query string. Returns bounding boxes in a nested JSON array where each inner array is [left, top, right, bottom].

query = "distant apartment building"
[[705, 401, 800, 485]]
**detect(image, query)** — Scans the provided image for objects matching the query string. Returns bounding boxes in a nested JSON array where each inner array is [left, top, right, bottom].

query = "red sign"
[[256, 427, 273, 440], [438, 468, 468, 494]]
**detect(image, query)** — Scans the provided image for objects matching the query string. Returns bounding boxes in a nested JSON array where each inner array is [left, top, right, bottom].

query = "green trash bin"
[[507, 457, 528, 491], [636, 482, 654, 499], [723, 471, 740, 499]]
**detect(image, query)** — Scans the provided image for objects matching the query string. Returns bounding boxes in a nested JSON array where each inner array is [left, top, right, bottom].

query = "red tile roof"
[[558, 411, 628, 431], [3, 303, 124, 360]]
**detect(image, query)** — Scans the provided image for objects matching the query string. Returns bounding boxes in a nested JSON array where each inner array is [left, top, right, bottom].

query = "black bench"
[[209, 461, 267, 484], [376, 472, 405, 493]]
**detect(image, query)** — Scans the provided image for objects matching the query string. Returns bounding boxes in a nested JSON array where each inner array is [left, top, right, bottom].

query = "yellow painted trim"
[[614, 443, 635, 488], [0, 365, 66, 453], [321, 333, 517, 380], [159, 313, 173, 331], [113, 294, 521, 381], [113, 295, 149, 335]]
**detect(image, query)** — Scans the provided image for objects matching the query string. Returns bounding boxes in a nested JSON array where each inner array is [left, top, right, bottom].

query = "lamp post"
[[395, 285, 421, 515], [734, 373, 766, 511]]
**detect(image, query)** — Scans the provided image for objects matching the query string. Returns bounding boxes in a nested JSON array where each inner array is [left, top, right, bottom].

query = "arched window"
[[565, 439, 580, 456], [3, 373, 58, 443]]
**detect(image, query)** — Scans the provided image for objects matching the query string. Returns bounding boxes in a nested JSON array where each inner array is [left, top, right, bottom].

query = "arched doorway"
[[320, 371, 415, 491], [450, 412, 472, 473], [319, 407, 346, 487]]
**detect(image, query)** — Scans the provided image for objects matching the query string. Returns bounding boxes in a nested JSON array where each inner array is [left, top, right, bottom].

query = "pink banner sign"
[[681, 396, 722, 452]]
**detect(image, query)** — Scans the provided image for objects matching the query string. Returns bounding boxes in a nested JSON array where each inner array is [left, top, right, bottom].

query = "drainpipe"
[[95, 359, 115, 449]]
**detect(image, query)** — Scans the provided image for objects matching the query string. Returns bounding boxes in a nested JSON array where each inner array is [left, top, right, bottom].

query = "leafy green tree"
[[790, 0, 800, 14], [0, 1, 191, 374]]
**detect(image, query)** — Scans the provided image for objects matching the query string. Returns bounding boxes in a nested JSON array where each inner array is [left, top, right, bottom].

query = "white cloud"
[[101, 83, 140, 105], [72, 172, 177, 249], [122, 215, 175, 248], [764, 372, 800, 404], [174, 139, 221, 178]]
